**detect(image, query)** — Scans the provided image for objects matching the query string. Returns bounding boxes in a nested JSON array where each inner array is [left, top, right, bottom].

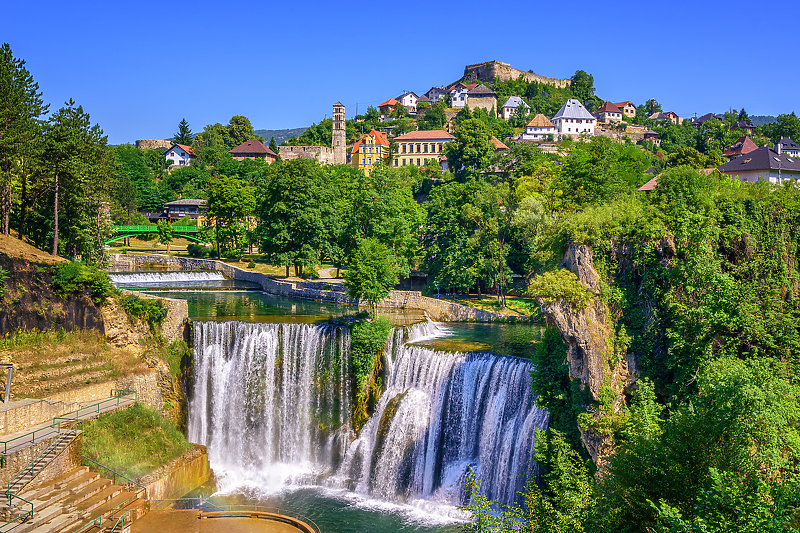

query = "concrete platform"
[[132, 510, 303, 533]]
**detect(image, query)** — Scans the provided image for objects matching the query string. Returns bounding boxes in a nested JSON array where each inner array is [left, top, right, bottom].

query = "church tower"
[[332, 102, 346, 165]]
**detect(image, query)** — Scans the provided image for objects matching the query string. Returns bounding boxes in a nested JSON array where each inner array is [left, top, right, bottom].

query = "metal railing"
[[0, 390, 137, 455], [0, 492, 33, 532], [200, 505, 321, 533], [7, 429, 78, 495], [82, 456, 146, 495]]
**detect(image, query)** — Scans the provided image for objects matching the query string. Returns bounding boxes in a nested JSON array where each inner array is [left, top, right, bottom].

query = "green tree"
[[173, 118, 193, 145], [206, 175, 255, 260], [570, 70, 595, 102], [442, 118, 495, 180], [257, 159, 337, 276], [0, 43, 48, 236], [157, 220, 173, 254], [226, 115, 263, 147], [268, 136, 279, 158], [419, 102, 447, 130], [343, 237, 398, 316]]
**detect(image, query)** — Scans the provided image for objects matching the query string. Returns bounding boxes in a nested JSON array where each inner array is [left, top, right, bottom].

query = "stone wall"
[[138, 445, 211, 501], [109, 255, 524, 322], [0, 432, 82, 487], [463, 61, 571, 89], [45, 370, 164, 412], [466, 95, 498, 116], [135, 140, 171, 150], [0, 398, 81, 437], [278, 146, 336, 165]]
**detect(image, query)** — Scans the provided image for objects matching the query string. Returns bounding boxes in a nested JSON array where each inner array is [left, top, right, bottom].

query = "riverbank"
[[109, 254, 535, 323]]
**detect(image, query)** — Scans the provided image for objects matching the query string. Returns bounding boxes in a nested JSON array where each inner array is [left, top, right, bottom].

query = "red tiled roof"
[[378, 98, 399, 108], [351, 129, 390, 154], [723, 136, 759, 158], [394, 130, 455, 141], [169, 143, 196, 156], [491, 137, 509, 150], [613, 101, 634, 109], [598, 101, 622, 114], [229, 139, 276, 156]]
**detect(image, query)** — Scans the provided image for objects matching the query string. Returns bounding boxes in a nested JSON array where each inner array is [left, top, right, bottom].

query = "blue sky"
[[2, 0, 797, 145]]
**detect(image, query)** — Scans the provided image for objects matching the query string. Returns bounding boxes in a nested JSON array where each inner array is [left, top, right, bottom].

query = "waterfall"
[[189, 320, 549, 507], [110, 271, 226, 284]]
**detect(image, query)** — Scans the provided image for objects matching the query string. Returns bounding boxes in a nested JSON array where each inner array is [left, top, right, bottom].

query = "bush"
[[527, 269, 594, 308], [350, 316, 392, 396], [186, 243, 209, 258], [247, 260, 256, 269], [81, 403, 192, 479], [52, 262, 116, 304], [119, 294, 167, 331]]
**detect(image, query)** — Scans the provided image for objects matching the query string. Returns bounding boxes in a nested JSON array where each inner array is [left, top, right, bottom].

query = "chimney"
[[777, 141, 782, 155]]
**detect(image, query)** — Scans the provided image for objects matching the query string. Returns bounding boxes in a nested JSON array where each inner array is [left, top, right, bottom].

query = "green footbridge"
[[107, 224, 209, 244]]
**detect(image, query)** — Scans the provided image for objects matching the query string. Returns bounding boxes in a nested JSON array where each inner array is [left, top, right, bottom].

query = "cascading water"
[[188, 319, 549, 509], [110, 271, 227, 284]]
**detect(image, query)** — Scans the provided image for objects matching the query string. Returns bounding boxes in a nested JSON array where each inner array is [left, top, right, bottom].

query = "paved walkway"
[[0, 396, 135, 455], [133, 510, 303, 533]]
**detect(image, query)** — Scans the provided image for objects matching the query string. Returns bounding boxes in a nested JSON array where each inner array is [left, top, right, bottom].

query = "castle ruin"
[[463, 61, 571, 89]]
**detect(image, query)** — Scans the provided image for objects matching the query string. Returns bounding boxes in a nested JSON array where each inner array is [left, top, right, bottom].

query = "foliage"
[[81, 403, 192, 479], [173, 118, 193, 145], [186, 243, 210, 258], [527, 269, 593, 308], [349, 316, 391, 398], [51, 262, 115, 304], [343, 238, 398, 315], [443, 119, 495, 180], [119, 294, 167, 331]]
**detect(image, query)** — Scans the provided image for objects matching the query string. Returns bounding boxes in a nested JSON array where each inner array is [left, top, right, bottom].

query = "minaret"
[[332, 102, 346, 165]]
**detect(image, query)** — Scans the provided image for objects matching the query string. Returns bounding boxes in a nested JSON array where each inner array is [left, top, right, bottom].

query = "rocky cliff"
[[540, 244, 639, 465]]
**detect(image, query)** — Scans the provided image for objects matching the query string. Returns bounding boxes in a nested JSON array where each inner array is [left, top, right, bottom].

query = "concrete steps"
[[6, 467, 143, 533]]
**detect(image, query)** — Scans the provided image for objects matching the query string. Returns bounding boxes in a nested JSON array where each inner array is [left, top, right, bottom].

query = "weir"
[[110, 271, 227, 284], [188, 320, 548, 508]]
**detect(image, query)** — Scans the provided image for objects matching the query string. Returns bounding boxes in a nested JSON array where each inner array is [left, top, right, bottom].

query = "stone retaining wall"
[[0, 399, 80, 437], [138, 444, 211, 501], [109, 255, 521, 322], [0, 432, 82, 487], [45, 371, 164, 412]]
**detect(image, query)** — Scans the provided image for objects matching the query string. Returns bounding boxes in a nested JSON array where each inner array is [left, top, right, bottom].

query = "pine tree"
[[173, 118, 193, 145], [0, 43, 49, 236], [268, 136, 279, 158]]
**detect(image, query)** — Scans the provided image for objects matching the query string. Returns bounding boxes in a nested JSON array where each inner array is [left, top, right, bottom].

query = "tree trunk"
[[285, 264, 290, 278], [167, 241, 171, 254], [0, 160, 9, 236], [18, 162, 26, 239], [52, 168, 59, 256]]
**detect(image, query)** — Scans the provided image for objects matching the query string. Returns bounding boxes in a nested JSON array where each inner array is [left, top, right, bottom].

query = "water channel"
[[113, 269, 547, 532]]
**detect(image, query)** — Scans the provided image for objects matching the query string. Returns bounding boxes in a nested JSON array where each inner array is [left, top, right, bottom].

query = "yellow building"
[[392, 130, 455, 168], [351, 129, 390, 175]]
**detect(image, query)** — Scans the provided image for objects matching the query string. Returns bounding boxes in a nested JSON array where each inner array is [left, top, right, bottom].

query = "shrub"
[[51, 262, 116, 304], [247, 260, 256, 269], [350, 317, 391, 397], [119, 294, 167, 331], [186, 243, 208, 258], [527, 269, 594, 308]]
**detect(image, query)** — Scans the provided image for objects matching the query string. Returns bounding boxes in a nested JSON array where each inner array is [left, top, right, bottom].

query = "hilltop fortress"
[[462, 60, 571, 89]]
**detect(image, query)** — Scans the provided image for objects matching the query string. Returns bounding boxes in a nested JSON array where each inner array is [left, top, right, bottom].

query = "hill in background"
[[750, 115, 777, 126], [255, 127, 308, 145]]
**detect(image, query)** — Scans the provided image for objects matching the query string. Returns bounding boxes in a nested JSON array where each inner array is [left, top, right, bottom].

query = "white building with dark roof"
[[551, 99, 596, 138], [777, 137, 800, 158], [396, 91, 419, 112], [717, 145, 800, 184], [424, 86, 448, 104], [501, 96, 530, 120]]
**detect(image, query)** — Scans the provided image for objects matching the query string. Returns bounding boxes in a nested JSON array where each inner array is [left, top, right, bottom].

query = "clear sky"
[[2, 0, 797, 145]]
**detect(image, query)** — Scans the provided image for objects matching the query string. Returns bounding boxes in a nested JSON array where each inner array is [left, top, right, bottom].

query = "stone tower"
[[332, 102, 346, 165]]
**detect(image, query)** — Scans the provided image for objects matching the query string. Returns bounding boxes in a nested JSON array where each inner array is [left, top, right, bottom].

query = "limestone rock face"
[[539, 243, 641, 466]]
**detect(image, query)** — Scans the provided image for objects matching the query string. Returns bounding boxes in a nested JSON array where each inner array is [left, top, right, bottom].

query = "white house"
[[551, 99, 596, 138], [521, 114, 556, 141], [165, 144, 195, 167], [396, 91, 419, 112], [777, 137, 800, 158], [501, 96, 530, 120], [448, 83, 478, 108], [596, 102, 623, 123], [424, 86, 448, 104]]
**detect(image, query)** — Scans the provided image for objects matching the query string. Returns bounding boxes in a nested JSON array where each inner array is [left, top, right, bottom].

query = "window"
[[416, 144, 421, 153], [368, 157, 372, 164], [361, 158, 365, 165], [394, 159, 398, 166], [438, 143, 442, 152], [424, 144, 428, 153], [402, 144, 407, 153], [417, 158, 421, 166], [361, 146, 365, 153], [181, 152, 185, 156], [402, 159, 406, 166]]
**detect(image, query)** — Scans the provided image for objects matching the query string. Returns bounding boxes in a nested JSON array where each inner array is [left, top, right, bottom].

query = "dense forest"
[[5, 41, 800, 531]]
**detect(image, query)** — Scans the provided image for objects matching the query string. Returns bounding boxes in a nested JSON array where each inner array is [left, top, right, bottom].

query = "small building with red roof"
[[165, 143, 196, 167], [597, 102, 623, 123], [723, 136, 758, 159], [491, 137, 509, 151], [378, 98, 401, 117], [613, 101, 637, 118], [229, 140, 277, 163], [448, 83, 479, 108], [352, 129, 390, 176]]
